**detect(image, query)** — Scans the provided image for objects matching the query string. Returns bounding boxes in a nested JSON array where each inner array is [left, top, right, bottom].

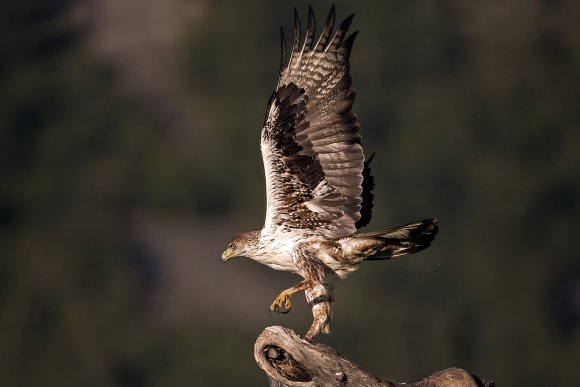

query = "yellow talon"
[[270, 291, 292, 314]]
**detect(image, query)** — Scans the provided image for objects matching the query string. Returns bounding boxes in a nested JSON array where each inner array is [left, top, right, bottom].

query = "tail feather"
[[344, 218, 438, 261]]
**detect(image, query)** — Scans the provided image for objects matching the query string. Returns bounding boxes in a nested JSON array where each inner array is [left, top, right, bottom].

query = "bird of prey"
[[222, 6, 438, 341]]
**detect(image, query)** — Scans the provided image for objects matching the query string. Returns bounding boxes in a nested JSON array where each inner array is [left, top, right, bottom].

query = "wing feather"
[[313, 5, 335, 52], [301, 6, 316, 53]]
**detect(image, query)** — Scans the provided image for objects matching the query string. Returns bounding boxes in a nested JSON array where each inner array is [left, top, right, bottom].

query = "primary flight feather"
[[222, 6, 438, 340]]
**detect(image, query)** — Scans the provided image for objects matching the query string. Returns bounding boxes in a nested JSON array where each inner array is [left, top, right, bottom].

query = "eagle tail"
[[351, 218, 438, 260]]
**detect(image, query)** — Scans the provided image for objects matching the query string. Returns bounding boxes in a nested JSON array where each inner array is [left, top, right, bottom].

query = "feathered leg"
[[304, 282, 333, 340], [270, 244, 325, 316], [270, 245, 333, 340]]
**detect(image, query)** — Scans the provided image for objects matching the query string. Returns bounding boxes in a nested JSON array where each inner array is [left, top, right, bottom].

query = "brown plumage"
[[222, 6, 438, 341]]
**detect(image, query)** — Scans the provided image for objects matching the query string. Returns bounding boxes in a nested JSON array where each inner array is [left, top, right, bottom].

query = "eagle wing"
[[261, 6, 373, 238]]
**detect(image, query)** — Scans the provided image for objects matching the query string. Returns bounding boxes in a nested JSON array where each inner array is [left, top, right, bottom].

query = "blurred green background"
[[2, 0, 579, 385]]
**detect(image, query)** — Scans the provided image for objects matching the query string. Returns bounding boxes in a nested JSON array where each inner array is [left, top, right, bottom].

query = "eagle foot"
[[270, 290, 292, 314]]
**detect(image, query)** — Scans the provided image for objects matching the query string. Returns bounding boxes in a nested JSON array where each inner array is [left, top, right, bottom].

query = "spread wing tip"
[[284, 7, 357, 61]]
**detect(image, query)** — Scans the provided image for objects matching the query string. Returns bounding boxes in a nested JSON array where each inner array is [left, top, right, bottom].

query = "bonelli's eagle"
[[222, 6, 438, 340]]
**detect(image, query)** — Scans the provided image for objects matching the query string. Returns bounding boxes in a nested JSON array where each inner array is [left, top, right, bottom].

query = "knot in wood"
[[266, 346, 283, 360]]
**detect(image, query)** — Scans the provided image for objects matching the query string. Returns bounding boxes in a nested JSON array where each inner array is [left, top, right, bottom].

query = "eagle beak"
[[222, 249, 232, 262]]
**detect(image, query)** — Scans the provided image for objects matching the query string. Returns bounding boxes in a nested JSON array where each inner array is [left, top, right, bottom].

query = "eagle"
[[222, 6, 438, 340]]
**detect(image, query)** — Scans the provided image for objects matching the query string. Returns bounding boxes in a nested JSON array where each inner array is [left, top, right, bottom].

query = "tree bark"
[[255, 326, 494, 387]]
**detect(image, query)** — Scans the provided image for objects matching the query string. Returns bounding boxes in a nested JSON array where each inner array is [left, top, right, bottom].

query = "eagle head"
[[222, 231, 260, 262]]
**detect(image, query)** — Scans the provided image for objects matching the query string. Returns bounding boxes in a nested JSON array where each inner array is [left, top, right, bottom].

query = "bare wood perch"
[[255, 326, 494, 387]]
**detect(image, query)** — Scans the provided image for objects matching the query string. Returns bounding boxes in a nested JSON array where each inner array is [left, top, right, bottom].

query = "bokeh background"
[[2, 0, 580, 385]]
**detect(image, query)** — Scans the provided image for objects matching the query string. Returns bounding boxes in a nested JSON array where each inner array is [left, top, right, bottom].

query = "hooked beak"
[[222, 249, 233, 262]]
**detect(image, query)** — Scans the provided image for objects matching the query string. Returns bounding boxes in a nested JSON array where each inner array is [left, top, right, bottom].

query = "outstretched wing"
[[261, 6, 373, 238]]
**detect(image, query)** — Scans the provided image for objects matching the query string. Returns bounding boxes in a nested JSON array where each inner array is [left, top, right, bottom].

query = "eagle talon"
[[270, 291, 292, 314]]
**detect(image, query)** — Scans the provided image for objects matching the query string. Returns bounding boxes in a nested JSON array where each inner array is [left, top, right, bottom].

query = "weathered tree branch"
[[255, 326, 494, 387]]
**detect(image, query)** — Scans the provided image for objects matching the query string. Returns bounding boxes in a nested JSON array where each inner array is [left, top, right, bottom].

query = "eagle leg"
[[270, 279, 311, 315], [304, 282, 333, 341]]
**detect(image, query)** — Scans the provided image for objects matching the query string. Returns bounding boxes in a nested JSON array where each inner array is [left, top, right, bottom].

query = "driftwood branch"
[[255, 326, 494, 387]]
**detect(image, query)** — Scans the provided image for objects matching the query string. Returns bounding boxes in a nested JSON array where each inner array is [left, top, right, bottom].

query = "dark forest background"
[[2, 0, 579, 385]]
